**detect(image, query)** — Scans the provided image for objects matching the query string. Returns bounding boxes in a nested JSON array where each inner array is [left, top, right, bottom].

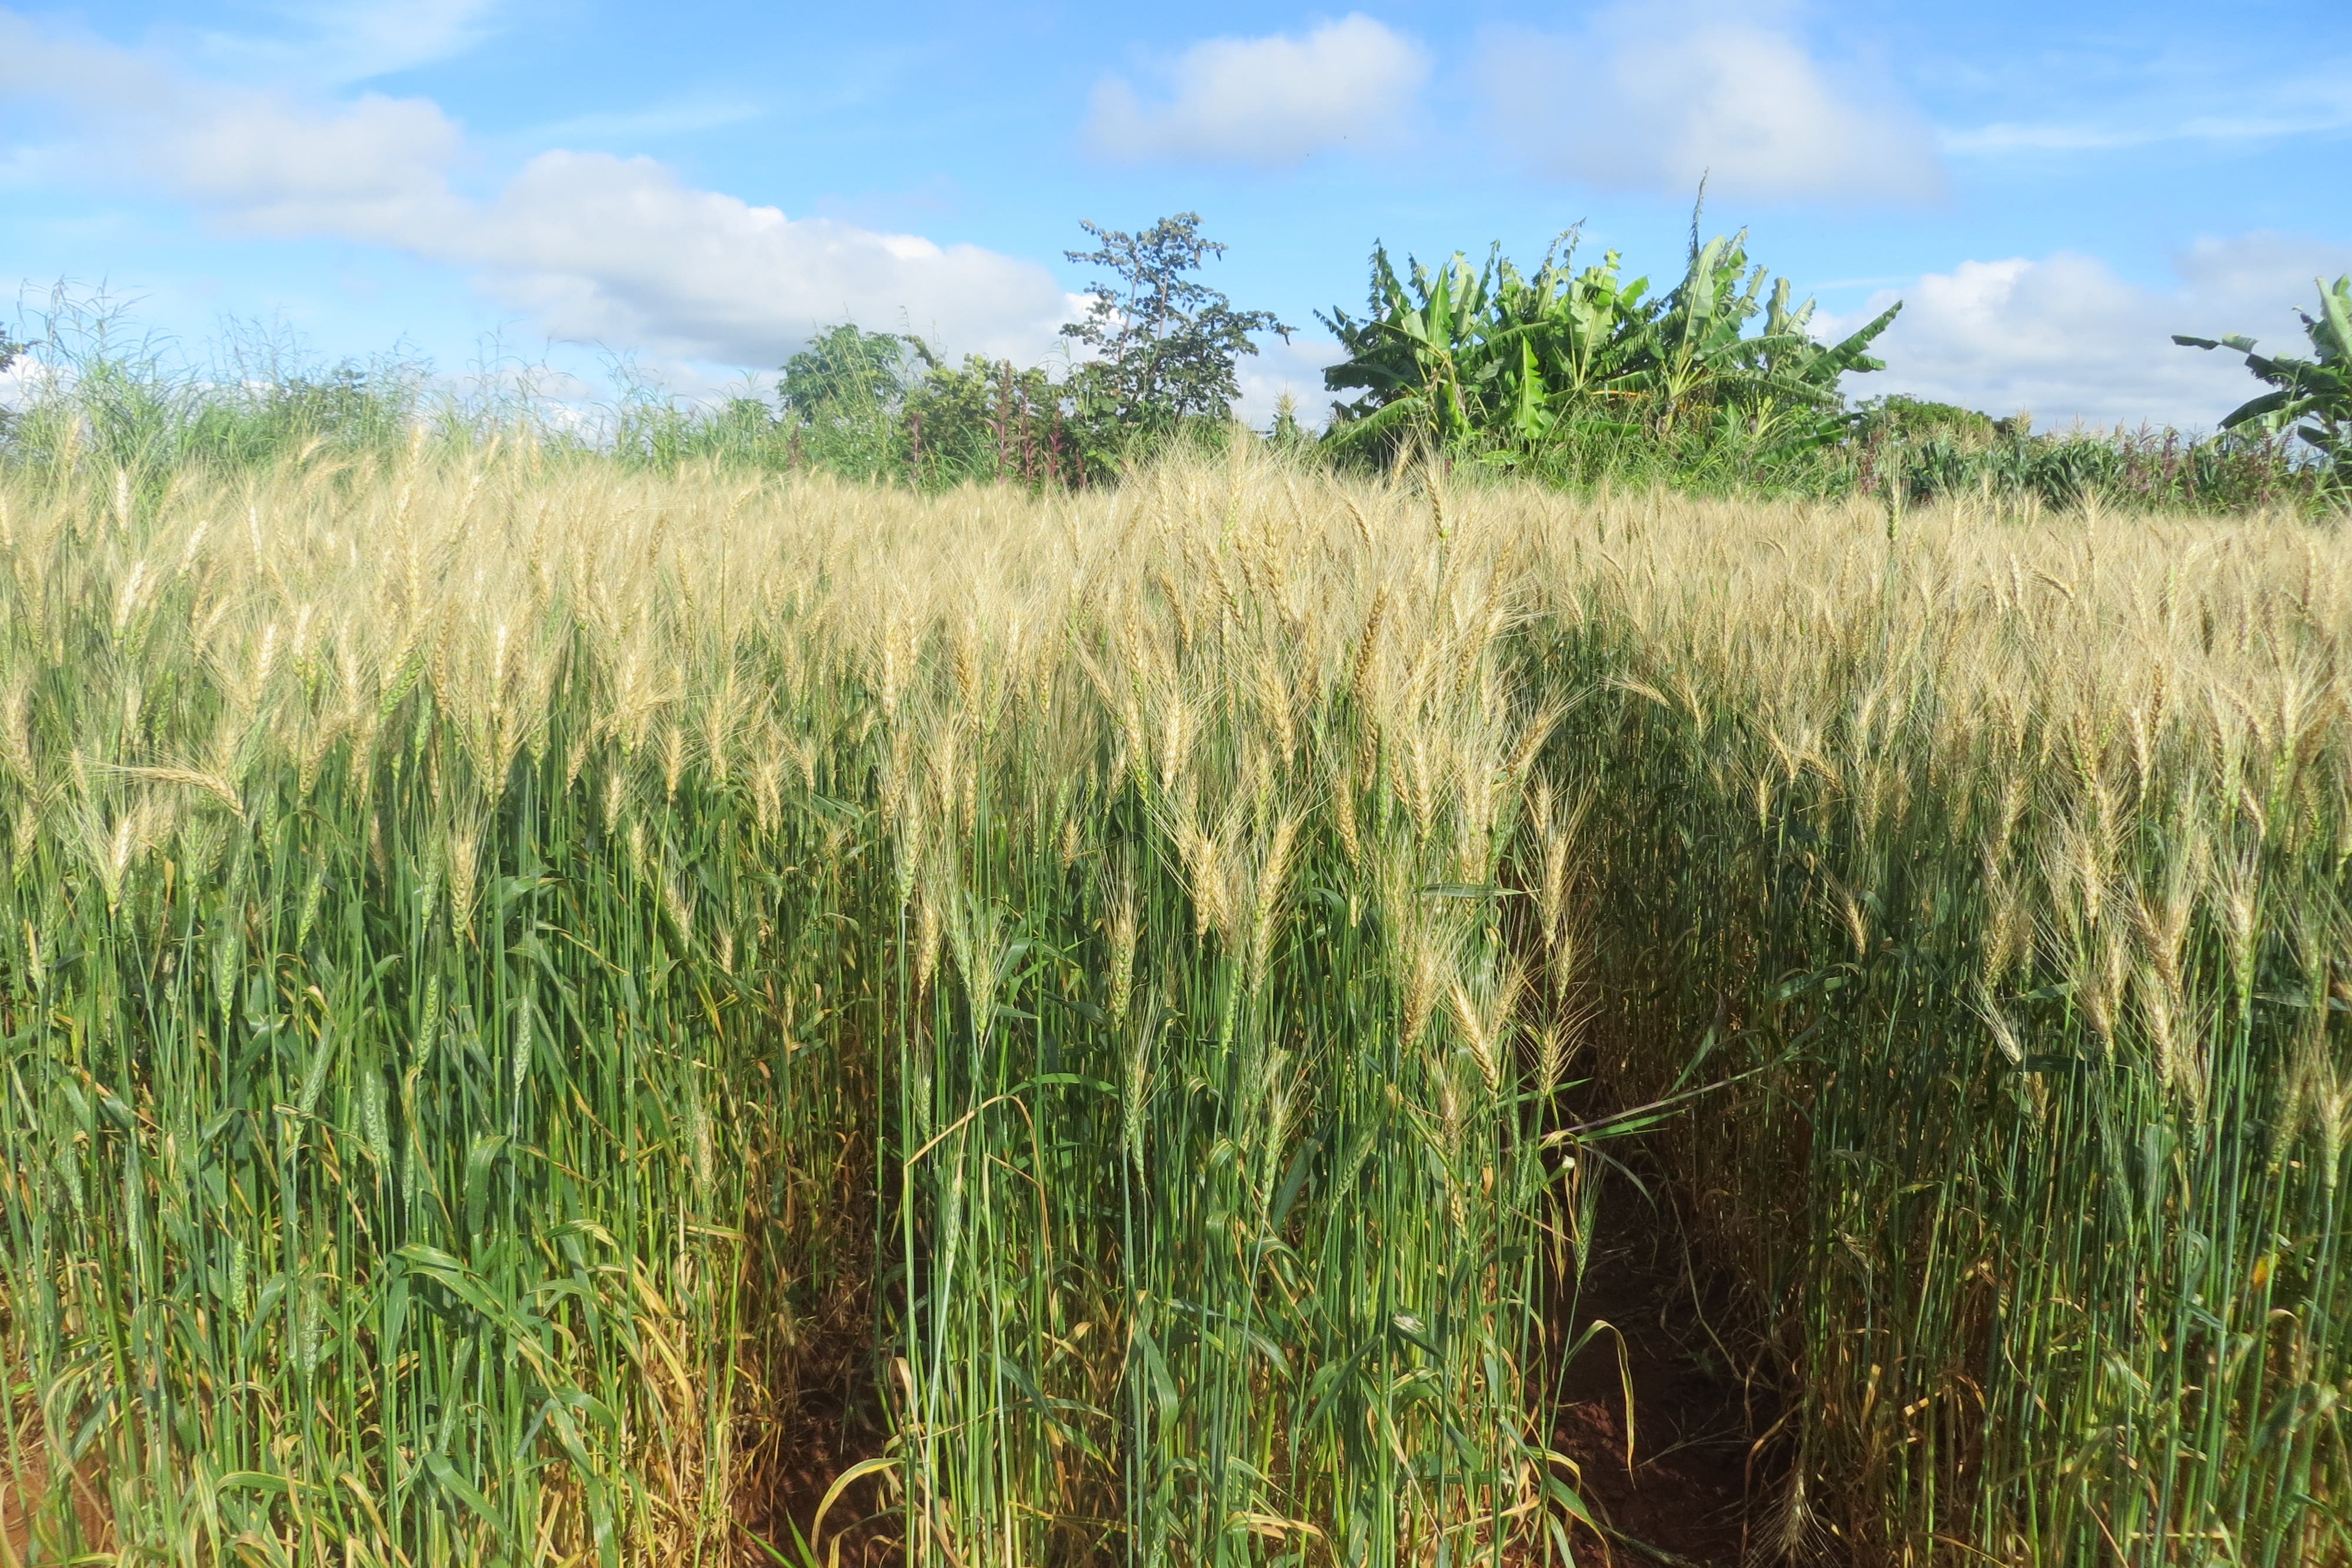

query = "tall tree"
[[1061, 213, 1290, 434]]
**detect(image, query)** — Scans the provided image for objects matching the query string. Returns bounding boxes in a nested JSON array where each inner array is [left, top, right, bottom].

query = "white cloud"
[[447, 152, 1070, 365], [523, 99, 770, 147], [192, 0, 513, 85], [1943, 56, 2352, 156], [1823, 232, 2352, 430], [0, 10, 1073, 369], [1087, 15, 1428, 168], [1232, 335, 1345, 431], [169, 94, 470, 236], [0, 16, 469, 233], [0, 347, 41, 412], [1475, 5, 1943, 203]]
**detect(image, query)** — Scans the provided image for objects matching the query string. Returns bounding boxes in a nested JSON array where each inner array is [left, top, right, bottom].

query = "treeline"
[[4, 215, 2346, 511]]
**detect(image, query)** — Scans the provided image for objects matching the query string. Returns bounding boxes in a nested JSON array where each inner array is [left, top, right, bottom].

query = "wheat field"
[[0, 446, 2344, 1566]]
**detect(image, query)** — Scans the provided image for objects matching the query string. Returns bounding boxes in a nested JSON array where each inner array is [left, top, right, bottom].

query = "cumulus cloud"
[[165, 96, 470, 238], [1087, 15, 1428, 168], [1231, 334, 1347, 431], [0, 10, 1072, 367], [1475, 4, 1942, 203], [1823, 232, 2352, 430], [447, 152, 1070, 365], [0, 14, 467, 232]]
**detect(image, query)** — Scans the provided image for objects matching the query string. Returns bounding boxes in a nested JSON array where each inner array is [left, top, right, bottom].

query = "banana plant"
[[1321, 232, 1668, 455], [1317, 246, 1496, 453], [1319, 219, 1897, 460], [1484, 235, 1657, 442], [1734, 275, 1903, 453], [1642, 230, 1899, 446], [1641, 230, 1765, 427], [2176, 276, 2352, 466]]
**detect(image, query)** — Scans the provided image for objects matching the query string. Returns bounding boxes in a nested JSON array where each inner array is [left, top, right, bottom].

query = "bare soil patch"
[[1, 1433, 112, 1567], [1551, 1168, 1790, 1567]]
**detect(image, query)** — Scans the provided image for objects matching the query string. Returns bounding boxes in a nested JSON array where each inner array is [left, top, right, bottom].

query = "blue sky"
[[3, 0, 2348, 430]]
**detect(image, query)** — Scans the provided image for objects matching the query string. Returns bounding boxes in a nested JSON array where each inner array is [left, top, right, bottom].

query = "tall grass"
[[0, 449, 887, 1564], [1526, 492, 2352, 1562], [0, 443, 2344, 1566], [0, 447, 1592, 1567]]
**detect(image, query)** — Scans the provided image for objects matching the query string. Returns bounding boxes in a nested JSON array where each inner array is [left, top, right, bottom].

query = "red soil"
[[1550, 1186, 1791, 1567]]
